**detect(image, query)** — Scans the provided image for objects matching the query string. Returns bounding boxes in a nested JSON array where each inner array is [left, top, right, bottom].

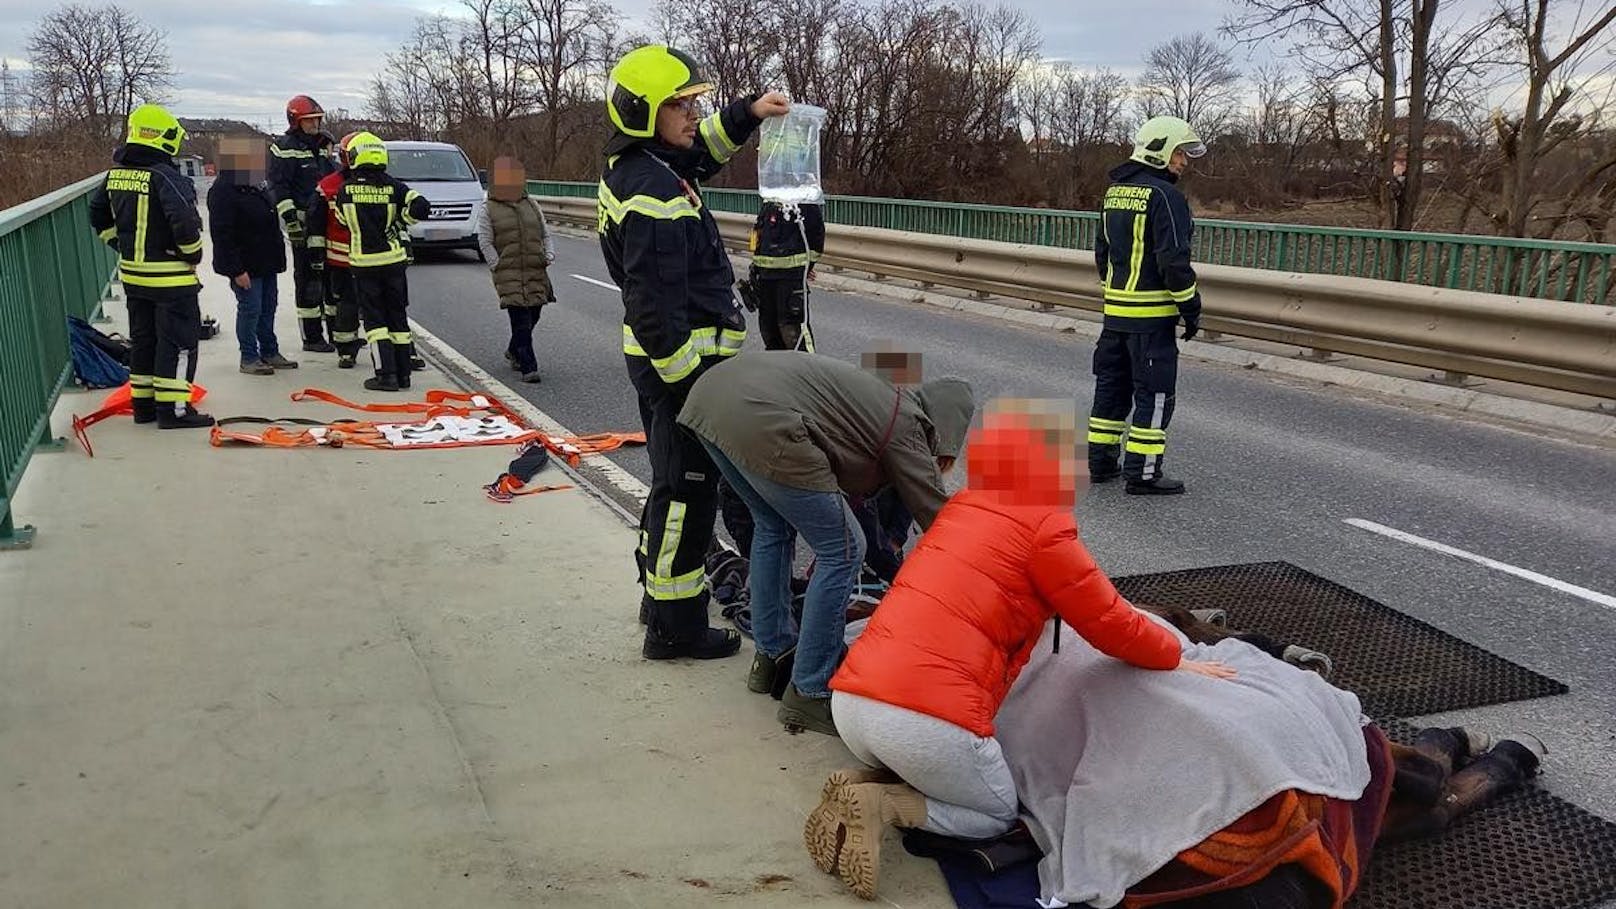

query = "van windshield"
[[385, 148, 476, 182]]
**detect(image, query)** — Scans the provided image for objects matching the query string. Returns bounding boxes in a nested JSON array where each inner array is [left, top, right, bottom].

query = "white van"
[[382, 141, 485, 257]]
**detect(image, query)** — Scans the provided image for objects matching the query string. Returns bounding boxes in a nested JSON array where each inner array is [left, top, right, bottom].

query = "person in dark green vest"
[[476, 156, 555, 383]]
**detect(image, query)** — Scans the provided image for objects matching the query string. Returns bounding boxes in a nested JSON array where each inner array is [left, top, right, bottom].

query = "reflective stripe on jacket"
[[88, 144, 204, 295], [598, 95, 762, 384]]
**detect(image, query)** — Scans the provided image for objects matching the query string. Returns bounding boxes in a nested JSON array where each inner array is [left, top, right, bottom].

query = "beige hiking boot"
[[835, 782, 927, 900], [803, 767, 901, 874]]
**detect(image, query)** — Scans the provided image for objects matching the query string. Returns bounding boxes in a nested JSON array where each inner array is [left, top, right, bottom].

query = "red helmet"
[[285, 95, 324, 127], [337, 131, 364, 167]]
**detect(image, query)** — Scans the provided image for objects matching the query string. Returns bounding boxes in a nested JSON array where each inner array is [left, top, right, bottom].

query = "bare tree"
[[1135, 33, 1241, 138], [462, 0, 538, 125], [522, 0, 618, 167], [26, 4, 173, 138], [1484, 0, 1616, 239]]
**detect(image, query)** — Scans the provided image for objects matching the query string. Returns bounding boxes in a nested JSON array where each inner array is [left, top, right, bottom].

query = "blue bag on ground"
[[66, 316, 130, 389]]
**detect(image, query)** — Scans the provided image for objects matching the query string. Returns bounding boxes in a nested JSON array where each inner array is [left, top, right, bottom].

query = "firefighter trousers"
[[353, 268, 412, 384], [326, 266, 362, 356], [754, 273, 813, 351], [1088, 327, 1179, 481], [290, 243, 330, 344], [629, 355, 725, 642], [126, 291, 202, 416]]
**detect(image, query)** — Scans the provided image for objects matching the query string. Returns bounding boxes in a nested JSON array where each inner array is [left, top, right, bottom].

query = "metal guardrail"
[[539, 195, 1616, 400], [0, 173, 118, 549], [529, 180, 1616, 307]]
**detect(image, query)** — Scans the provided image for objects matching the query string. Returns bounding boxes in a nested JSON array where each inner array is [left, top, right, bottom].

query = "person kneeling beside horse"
[[806, 401, 1546, 905]]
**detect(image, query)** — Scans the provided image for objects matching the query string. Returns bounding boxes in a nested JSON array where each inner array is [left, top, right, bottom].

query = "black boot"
[[395, 343, 415, 389], [1090, 464, 1121, 483], [302, 339, 336, 353], [1126, 476, 1186, 495], [365, 375, 400, 393], [131, 399, 157, 425], [643, 598, 742, 660], [157, 404, 215, 429]]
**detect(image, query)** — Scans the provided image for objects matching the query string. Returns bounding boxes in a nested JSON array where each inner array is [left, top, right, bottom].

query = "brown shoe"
[[264, 354, 299, 369], [835, 782, 926, 900], [804, 767, 901, 875]]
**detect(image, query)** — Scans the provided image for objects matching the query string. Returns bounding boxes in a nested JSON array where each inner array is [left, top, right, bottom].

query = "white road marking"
[[1344, 518, 1616, 611], [572, 274, 619, 291], [407, 319, 650, 513]]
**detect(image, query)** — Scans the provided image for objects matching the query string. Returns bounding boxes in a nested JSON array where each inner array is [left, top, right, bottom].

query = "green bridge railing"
[[532, 180, 1616, 307], [0, 174, 118, 549]]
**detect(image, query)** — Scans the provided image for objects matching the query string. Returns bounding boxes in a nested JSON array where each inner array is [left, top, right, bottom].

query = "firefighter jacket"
[[322, 165, 430, 272], [1094, 161, 1202, 333], [598, 96, 763, 385], [306, 170, 353, 267], [89, 143, 204, 297], [749, 201, 825, 279], [268, 129, 335, 235]]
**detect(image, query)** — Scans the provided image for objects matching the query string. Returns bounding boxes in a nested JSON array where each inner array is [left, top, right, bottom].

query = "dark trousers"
[[629, 355, 723, 641], [1088, 327, 1178, 481], [290, 243, 327, 343], [126, 290, 202, 416], [755, 275, 812, 351], [327, 267, 362, 355], [505, 306, 540, 374], [354, 268, 411, 384]]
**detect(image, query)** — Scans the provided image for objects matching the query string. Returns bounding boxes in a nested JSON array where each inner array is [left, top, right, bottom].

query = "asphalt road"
[[405, 231, 1616, 827]]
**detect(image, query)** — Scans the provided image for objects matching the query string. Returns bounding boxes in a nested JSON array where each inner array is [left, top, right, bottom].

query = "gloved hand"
[[283, 212, 305, 242], [1180, 314, 1201, 342], [736, 278, 759, 312]]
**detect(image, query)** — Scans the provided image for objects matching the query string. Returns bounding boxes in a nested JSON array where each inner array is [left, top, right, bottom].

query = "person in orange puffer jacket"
[[809, 399, 1236, 901]]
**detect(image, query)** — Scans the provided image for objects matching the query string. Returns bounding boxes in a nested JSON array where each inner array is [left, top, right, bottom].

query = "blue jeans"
[[231, 273, 281, 362], [702, 440, 866, 698]]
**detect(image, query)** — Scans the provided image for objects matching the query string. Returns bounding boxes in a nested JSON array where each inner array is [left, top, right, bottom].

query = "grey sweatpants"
[[831, 691, 1019, 840]]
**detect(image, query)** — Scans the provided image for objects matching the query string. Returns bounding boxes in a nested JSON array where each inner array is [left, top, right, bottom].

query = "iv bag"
[[757, 103, 827, 205]]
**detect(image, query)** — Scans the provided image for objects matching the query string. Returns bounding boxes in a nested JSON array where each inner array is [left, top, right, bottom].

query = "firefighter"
[[88, 103, 214, 429], [307, 131, 364, 369], [1087, 115, 1206, 496], [741, 200, 825, 350], [269, 95, 338, 353], [328, 133, 431, 392], [599, 44, 790, 660]]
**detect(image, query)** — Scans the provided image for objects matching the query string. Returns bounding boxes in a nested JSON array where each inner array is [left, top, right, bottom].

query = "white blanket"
[[993, 616, 1370, 908]]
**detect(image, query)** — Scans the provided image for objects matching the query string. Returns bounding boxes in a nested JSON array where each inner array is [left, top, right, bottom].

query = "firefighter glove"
[[1180, 314, 1201, 342]]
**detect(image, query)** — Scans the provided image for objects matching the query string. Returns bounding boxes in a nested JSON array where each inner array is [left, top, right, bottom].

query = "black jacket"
[[1094, 161, 1201, 333], [598, 95, 762, 385], [268, 129, 335, 231], [207, 171, 287, 278], [750, 201, 825, 279], [323, 165, 430, 272], [88, 144, 204, 298]]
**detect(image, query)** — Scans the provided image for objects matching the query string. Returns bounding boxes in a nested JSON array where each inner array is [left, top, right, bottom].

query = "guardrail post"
[[1300, 347, 1342, 362], [1, 501, 37, 551]]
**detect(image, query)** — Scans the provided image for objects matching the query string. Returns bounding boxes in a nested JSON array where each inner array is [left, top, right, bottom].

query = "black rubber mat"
[[1351, 721, 1616, 908], [1112, 561, 1568, 719]]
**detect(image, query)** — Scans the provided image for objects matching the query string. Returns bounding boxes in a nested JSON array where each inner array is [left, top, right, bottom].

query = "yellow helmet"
[[126, 103, 186, 156], [606, 45, 713, 138], [1130, 116, 1207, 169], [349, 132, 387, 169]]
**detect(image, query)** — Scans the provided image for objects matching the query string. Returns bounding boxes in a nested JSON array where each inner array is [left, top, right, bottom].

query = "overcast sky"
[[0, 0, 1244, 128], [1, 0, 1606, 128]]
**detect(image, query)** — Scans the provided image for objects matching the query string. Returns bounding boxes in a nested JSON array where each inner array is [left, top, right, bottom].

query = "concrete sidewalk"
[[0, 264, 947, 906]]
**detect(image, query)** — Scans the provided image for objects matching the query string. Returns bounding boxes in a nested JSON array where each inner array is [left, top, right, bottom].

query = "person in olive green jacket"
[[476, 156, 555, 383], [678, 350, 975, 736]]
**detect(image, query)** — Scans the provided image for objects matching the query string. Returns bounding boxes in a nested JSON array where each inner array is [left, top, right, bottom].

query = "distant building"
[[175, 155, 205, 177]]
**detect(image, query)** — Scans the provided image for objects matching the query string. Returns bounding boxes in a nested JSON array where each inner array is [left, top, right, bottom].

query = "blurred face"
[[988, 397, 1086, 498], [861, 346, 924, 386], [656, 94, 703, 148], [1169, 148, 1189, 176], [220, 136, 266, 181], [492, 157, 525, 200], [299, 116, 323, 135]]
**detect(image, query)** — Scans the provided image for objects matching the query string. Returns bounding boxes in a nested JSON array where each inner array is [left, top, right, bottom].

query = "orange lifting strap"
[[72, 381, 211, 457], [210, 388, 646, 462]]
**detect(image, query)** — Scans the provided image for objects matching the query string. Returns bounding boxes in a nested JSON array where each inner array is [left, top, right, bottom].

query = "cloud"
[[0, 0, 1252, 124]]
